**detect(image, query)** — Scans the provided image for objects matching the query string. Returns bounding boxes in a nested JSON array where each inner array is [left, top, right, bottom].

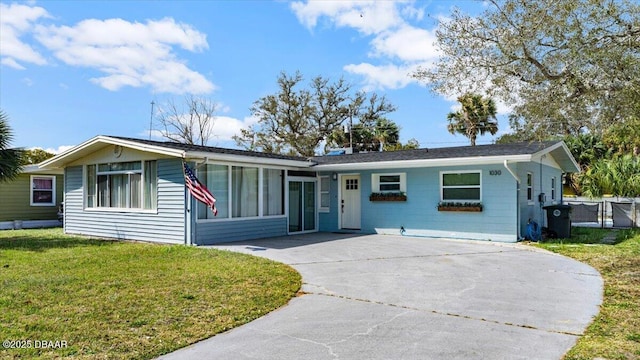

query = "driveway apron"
[[158, 233, 602, 360]]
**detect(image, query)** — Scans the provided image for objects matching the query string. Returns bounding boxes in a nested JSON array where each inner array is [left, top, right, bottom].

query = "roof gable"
[[39, 135, 313, 169]]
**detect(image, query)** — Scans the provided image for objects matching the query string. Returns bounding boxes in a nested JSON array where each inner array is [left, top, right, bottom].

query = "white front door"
[[341, 175, 361, 229]]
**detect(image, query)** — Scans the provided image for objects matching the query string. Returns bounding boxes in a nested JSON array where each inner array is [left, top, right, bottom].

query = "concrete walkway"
[[158, 233, 603, 360]]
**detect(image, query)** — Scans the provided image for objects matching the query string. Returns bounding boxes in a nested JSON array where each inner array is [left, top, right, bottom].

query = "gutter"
[[503, 160, 523, 241], [503, 160, 520, 183]]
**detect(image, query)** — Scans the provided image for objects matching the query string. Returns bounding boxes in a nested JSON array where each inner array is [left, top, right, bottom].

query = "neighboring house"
[[39, 135, 579, 244], [0, 165, 64, 230]]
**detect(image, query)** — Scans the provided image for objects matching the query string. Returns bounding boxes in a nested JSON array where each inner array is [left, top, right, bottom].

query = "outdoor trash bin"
[[543, 204, 572, 239]]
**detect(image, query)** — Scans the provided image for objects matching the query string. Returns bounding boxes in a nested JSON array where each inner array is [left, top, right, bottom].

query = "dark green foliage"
[[0, 110, 23, 182]]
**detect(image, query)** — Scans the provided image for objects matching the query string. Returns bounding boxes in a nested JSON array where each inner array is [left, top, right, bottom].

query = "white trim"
[[503, 160, 520, 183], [439, 170, 482, 202], [318, 175, 330, 213], [195, 162, 287, 221], [30, 175, 56, 206], [83, 160, 157, 211], [186, 151, 312, 168], [527, 172, 534, 205], [371, 172, 406, 193], [40, 135, 185, 169], [315, 154, 532, 171], [0, 220, 62, 230]]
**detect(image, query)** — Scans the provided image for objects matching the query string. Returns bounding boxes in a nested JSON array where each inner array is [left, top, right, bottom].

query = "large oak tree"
[[414, 0, 640, 139], [234, 71, 396, 157]]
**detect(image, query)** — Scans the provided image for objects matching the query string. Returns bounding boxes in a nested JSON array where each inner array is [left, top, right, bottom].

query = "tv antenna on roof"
[[149, 101, 155, 140]]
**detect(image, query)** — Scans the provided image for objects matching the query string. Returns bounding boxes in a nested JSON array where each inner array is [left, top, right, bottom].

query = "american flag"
[[183, 162, 218, 216]]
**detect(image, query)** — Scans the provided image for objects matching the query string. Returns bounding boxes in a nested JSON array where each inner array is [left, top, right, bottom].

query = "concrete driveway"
[[158, 233, 602, 360]]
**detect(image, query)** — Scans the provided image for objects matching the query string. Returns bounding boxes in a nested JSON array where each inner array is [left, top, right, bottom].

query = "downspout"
[[504, 160, 522, 240], [540, 155, 546, 227]]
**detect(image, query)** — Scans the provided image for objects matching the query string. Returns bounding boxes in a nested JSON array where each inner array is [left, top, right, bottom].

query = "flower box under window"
[[437, 202, 483, 212], [369, 192, 407, 202]]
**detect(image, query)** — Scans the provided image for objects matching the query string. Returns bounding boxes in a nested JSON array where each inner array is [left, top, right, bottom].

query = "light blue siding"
[[63, 158, 186, 244], [516, 162, 563, 236], [194, 217, 287, 245], [320, 165, 520, 242]]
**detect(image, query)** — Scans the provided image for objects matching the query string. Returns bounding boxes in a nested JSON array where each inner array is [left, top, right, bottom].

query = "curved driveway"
[[159, 233, 602, 360]]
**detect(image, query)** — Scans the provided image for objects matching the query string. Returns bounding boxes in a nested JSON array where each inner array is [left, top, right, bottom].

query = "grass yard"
[[0, 228, 301, 359], [536, 227, 640, 360]]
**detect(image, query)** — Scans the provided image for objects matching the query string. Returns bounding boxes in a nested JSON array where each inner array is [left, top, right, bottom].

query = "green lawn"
[[0, 228, 301, 359], [536, 227, 640, 360]]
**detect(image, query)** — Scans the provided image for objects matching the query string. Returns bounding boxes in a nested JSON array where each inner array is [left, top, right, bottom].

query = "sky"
[[0, 0, 508, 155]]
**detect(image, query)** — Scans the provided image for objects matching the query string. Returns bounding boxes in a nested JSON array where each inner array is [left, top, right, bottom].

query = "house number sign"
[[489, 170, 502, 176]]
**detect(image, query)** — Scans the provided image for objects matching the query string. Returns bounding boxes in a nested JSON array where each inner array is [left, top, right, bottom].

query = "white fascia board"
[[313, 155, 532, 171], [531, 141, 580, 173], [39, 135, 185, 169], [185, 151, 314, 168], [23, 164, 64, 174]]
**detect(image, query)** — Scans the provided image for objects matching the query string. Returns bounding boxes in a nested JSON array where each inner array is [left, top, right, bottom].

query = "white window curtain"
[[143, 161, 157, 210], [130, 173, 141, 208], [232, 166, 258, 217], [199, 164, 229, 219], [87, 165, 96, 207], [263, 169, 284, 216], [110, 174, 127, 208]]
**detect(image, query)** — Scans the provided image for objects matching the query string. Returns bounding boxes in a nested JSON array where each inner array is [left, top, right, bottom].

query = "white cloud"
[[34, 17, 214, 94], [344, 62, 420, 90], [211, 115, 259, 142], [290, 0, 403, 35], [0, 3, 50, 68], [370, 25, 439, 62], [291, 1, 438, 92], [29, 145, 75, 154]]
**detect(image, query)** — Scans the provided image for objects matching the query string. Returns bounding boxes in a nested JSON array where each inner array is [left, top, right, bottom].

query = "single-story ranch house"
[[0, 165, 64, 230], [39, 135, 580, 244]]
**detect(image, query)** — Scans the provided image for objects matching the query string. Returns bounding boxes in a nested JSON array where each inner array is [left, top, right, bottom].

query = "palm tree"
[[579, 155, 640, 197], [0, 110, 23, 182], [447, 93, 498, 146]]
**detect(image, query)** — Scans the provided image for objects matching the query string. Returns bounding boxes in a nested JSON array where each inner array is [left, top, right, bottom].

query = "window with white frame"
[[85, 161, 157, 210], [263, 168, 284, 216], [197, 164, 285, 220], [372, 173, 406, 193], [551, 177, 556, 201], [441, 171, 481, 202], [319, 175, 330, 212], [527, 172, 533, 203], [31, 175, 55, 206]]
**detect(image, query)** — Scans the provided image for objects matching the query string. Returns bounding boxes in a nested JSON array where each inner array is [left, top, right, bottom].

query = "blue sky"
[[1, 0, 507, 154]]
